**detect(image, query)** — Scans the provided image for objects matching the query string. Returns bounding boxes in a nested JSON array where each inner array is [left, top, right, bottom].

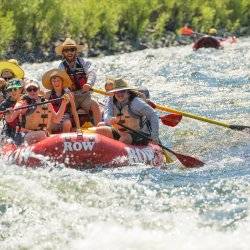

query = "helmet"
[[208, 28, 217, 35]]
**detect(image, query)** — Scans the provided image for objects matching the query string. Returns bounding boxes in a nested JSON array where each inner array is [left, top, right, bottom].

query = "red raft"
[[0, 132, 165, 169], [193, 36, 221, 50]]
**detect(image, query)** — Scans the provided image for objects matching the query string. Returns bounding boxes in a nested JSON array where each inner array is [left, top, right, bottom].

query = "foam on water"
[[1, 38, 249, 249]]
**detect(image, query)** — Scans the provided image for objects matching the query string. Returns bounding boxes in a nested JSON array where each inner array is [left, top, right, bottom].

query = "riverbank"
[[4, 27, 250, 63]]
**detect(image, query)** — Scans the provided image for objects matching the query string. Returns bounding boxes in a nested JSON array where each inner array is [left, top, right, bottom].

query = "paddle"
[[153, 103, 250, 133], [117, 123, 205, 168], [0, 97, 63, 115], [160, 113, 182, 127]]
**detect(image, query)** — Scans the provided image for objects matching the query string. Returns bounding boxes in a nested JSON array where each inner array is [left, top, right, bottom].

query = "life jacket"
[[112, 98, 151, 134], [48, 89, 71, 113], [180, 27, 194, 36], [19, 95, 52, 131], [63, 58, 87, 90]]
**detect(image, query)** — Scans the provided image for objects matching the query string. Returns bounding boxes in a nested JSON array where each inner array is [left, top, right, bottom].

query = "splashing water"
[[1, 38, 249, 250]]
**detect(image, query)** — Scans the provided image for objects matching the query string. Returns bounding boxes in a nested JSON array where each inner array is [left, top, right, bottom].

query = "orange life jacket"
[[180, 27, 194, 36]]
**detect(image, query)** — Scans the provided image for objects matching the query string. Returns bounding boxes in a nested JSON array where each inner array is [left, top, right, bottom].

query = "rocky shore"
[[4, 27, 250, 64]]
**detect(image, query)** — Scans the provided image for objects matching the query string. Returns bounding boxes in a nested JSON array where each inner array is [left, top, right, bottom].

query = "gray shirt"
[[58, 57, 96, 86], [104, 97, 159, 140]]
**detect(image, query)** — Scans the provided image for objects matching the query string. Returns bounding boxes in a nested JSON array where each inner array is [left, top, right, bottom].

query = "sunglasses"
[[26, 87, 38, 92], [7, 87, 20, 92], [63, 48, 76, 53], [3, 77, 13, 81]]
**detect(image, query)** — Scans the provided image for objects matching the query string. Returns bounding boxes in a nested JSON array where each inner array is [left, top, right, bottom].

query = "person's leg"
[[119, 131, 133, 144], [88, 126, 113, 138], [62, 119, 72, 133], [90, 99, 102, 125]]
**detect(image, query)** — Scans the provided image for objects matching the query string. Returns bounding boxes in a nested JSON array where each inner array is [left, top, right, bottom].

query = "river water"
[[0, 38, 249, 250]]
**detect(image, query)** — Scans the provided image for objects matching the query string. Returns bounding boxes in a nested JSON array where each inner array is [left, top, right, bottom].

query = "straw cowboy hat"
[[55, 38, 88, 55], [0, 61, 24, 79], [107, 78, 135, 93], [42, 69, 73, 90]]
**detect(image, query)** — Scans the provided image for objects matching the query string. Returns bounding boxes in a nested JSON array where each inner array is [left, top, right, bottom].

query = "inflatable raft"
[[0, 132, 165, 169], [193, 36, 221, 50]]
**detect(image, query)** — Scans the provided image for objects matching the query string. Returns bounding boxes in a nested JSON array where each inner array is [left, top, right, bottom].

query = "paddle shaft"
[[154, 103, 249, 131], [91, 87, 249, 131], [0, 97, 63, 114]]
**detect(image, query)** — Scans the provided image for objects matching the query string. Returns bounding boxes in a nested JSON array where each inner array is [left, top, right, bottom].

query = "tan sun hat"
[[0, 61, 24, 79], [55, 38, 88, 56], [42, 68, 73, 90], [107, 78, 135, 93]]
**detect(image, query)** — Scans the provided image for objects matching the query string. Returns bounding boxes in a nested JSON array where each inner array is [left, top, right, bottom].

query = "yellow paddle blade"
[[81, 121, 93, 129], [162, 149, 174, 163]]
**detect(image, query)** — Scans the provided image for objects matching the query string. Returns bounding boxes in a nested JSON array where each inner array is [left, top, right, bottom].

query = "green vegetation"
[[0, 0, 249, 60]]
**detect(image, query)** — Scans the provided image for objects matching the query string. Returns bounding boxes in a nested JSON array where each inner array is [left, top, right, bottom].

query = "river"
[[0, 38, 249, 250]]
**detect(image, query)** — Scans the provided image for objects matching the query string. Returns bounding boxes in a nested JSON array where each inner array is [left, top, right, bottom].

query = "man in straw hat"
[[42, 68, 80, 132], [0, 60, 25, 102], [90, 78, 160, 145], [55, 38, 101, 125]]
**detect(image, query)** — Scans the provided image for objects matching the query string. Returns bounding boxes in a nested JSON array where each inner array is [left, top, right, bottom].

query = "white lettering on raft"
[[63, 141, 95, 152], [125, 147, 155, 164]]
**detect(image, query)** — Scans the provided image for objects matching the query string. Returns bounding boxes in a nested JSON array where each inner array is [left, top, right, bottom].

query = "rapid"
[[0, 37, 249, 250]]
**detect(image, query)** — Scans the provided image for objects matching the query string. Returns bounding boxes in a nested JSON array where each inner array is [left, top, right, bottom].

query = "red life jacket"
[[63, 58, 87, 90], [48, 90, 70, 113]]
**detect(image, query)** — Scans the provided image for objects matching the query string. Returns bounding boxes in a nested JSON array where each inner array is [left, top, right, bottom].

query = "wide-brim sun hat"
[[6, 78, 23, 91], [0, 61, 24, 79], [107, 78, 136, 93], [42, 69, 73, 90], [55, 38, 88, 56]]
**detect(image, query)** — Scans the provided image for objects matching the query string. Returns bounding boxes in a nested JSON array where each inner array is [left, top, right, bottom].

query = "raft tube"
[[193, 36, 221, 50], [0, 132, 165, 169]]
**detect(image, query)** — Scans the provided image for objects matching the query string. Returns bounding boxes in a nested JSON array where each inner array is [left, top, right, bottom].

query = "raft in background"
[[193, 36, 221, 50], [0, 132, 165, 169]]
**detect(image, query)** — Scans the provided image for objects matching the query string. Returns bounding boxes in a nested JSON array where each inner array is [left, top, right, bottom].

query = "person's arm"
[[131, 98, 159, 141], [5, 100, 27, 123], [79, 58, 96, 86], [103, 97, 114, 122], [50, 95, 69, 123], [69, 92, 80, 129], [58, 61, 65, 70]]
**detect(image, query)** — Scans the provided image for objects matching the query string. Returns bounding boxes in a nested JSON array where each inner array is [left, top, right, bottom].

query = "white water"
[[0, 38, 249, 250]]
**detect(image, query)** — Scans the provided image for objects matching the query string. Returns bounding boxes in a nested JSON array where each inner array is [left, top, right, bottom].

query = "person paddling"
[[5, 80, 70, 145], [91, 78, 159, 145], [56, 38, 101, 125], [42, 69, 80, 132], [0, 60, 25, 102], [0, 79, 23, 141]]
